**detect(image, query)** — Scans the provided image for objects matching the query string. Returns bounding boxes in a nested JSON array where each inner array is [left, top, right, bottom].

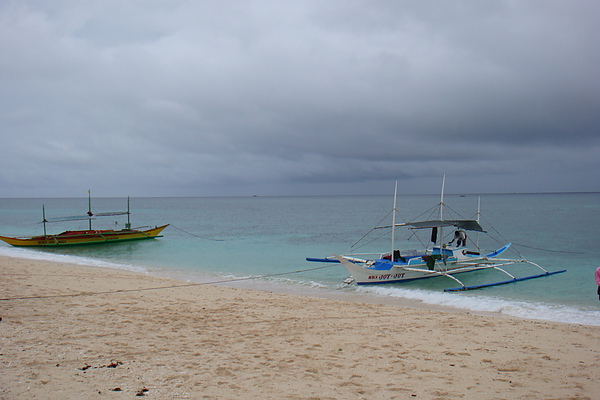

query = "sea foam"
[[0, 245, 148, 274], [359, 285, 600, 326]]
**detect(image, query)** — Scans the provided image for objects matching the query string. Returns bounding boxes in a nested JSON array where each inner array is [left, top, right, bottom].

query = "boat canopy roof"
[[405, 219, 484, 232], [43, 211, 129, 223], [377, 219, 485, 232]]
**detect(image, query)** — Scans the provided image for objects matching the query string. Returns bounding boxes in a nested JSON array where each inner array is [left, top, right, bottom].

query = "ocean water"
[[0, 193, 599, 326]]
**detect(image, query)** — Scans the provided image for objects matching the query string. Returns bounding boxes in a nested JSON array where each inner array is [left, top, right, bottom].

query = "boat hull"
[[0, 225, 169, 247], [337, 257, 484, 285]]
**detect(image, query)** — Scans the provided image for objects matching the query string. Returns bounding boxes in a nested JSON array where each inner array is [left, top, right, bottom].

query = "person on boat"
[[449, 230, 467, 247], [596, 267, 600, 301]]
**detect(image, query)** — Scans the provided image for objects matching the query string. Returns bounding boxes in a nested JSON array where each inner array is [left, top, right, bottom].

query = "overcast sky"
[[1, 0, 599, 197]]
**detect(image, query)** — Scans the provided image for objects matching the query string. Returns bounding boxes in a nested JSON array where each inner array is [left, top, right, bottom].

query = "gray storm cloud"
[[1, 0, 598, 196]]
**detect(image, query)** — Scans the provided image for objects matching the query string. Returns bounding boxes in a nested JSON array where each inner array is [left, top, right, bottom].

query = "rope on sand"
[[0, 263, 340, 302]]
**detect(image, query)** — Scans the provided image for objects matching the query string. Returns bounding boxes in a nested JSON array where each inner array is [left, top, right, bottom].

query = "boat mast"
[[88, 190, 92, 230], [391, 181, 398, 257], [476, 196, 481, 248], [439, 175, 446, 244], [42, 205, 47, 236], [126, 196, 131, 229]]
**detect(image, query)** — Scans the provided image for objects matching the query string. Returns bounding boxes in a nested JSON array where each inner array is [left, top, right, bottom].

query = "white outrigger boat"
[[307, 178, 566, 292]]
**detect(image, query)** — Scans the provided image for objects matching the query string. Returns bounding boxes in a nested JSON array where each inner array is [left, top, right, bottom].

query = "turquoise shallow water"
[[1, 193, 599, 325]]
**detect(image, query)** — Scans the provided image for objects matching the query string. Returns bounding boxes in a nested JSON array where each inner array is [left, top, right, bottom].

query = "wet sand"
[[1, 255, 598, 399]]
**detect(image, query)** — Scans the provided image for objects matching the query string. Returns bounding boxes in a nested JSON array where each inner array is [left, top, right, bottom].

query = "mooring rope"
[[0, 263, 339, 302], [510, 242, 584, 254], [168, 224, 226, 241]]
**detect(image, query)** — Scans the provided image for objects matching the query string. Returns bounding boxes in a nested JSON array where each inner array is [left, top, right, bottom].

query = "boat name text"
[[368, 273, 406, 280]]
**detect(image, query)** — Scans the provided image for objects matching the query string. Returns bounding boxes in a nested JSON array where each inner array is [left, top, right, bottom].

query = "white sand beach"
[[1, 255, 598, 399]]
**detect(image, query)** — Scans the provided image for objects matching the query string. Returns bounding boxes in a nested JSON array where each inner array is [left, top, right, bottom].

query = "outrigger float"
[[0, 192, 168, 247], [307, 178, 565, 292]]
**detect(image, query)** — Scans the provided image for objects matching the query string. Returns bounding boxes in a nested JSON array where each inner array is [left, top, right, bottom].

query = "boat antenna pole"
[[391, 181, 398, 258]]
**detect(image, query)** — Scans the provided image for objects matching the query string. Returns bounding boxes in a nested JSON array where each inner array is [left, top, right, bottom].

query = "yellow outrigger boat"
[[0, 193, 168, 247], [0, 225, 168, 247]]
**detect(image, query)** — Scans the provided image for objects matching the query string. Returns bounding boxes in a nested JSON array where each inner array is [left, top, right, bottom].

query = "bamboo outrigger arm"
[[400, 259, 566, 292], [444, 269, 567, 292], [442, 259, 567, 292]]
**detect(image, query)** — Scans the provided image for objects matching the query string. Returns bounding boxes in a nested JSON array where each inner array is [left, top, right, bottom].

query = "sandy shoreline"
[[1, 255, 599, 399]]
